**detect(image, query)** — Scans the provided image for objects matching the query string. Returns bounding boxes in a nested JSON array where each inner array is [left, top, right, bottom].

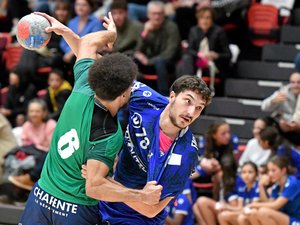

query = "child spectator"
[[44, 69, 72, 121], [218, 161, 260, 225], [193, 154, 238, 225], [244, 156, 300, 225], [258, 126, 300, 179], [193, 120, 238, 200]]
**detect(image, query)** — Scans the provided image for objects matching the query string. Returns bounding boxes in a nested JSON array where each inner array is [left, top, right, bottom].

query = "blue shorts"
[[19, 182, 102, 225]]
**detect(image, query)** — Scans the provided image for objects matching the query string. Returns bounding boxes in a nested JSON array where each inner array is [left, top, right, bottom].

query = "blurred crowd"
[[0, 0, 300, 224]]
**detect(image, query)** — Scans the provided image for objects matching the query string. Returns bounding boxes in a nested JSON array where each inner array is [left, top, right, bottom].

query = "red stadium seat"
[[247, 2, 279, 47]]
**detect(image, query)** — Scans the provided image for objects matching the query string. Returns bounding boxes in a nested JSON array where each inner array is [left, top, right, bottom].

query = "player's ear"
[[169, 91, 175, 102]]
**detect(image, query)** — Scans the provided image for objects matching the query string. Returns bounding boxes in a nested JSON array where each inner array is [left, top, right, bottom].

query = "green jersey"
[[39, 58, 123, 205]]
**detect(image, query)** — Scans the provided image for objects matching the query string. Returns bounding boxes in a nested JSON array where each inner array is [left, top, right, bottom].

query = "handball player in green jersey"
[[19, 11, 162, 225]]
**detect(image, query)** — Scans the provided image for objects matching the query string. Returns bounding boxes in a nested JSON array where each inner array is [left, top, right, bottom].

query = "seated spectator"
[[176, 6, 231, 94], [244, 156, 300, 225], [165, 192, 194, 225], [43, 69, 72, 121], [239, 117, 272, 168], [6, 0, 31, 35], [258, 126, 300, 179], [193, 154, 238, 225], [110, 0, 143, 57], [198, 0, 250, 25], [0, 113, 18, 182], [127, 0, 150, 22], [6, 98, 56, 191], [218, 161, 260, 225], [0, 67, 36, 127], [133, 1, 181, 96], [193, 120, 238, 200], [261, 72, 300, 145], [167, 0, 198, 40]]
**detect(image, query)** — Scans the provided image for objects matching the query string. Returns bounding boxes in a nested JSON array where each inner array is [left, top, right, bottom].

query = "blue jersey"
[[277, 145, 300, 178], [236, 176, 259, 205], [182, 179, 197, 204], [166, 194, 194, 225], [99, 82, 199, 224], [271, 176, 300, 221]]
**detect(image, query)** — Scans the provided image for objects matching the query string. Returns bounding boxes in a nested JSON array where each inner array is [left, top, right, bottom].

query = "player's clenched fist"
[[141, 181, 163, 205]]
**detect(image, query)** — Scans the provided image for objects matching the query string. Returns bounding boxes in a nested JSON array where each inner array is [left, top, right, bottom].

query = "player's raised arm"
[[35, 12, 117, 61]]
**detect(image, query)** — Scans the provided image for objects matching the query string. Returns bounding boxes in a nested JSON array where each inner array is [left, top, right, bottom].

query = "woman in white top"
[[239, 118, 272, 168]]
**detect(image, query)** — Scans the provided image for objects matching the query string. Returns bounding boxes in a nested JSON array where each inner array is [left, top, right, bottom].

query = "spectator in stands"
[[0, 0, 11, 32], [218, 161, 260, 225], [0, 114, 18, 182], [176, 6, 231, 94], [43, 69, 72, 121], [167, 0, 198, 40], [239, 117, 272, 168], [244, 155, 300, 225], [258, 126, 300, 179], [6, 0, 31, 35], [0, 67, 36, 127], [193, 154, 238, 225], [7, 98, 56, 191], [193, 120, 238, 200], [261, 72, 300, 145], [60, 0, 103, 79], [133, 1, 181, 96], [108, 0, 143, 57], [197, 0, 250, 25], [127, 0, 150, 21]]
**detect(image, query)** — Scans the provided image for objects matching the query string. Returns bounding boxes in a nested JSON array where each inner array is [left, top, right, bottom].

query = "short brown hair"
[[196, 6, 215, 20], [111, 0, 127, 11]]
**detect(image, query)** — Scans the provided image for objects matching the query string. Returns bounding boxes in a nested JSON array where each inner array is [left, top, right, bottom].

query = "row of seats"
[[190, 24, 300, 143]]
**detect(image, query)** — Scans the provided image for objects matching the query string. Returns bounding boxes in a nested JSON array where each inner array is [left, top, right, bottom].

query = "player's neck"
[[95, 96, 118, 117], [159, 109, 180, 140]]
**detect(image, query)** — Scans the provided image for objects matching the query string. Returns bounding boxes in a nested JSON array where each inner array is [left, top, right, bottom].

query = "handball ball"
[[16, 14, 51, 50]]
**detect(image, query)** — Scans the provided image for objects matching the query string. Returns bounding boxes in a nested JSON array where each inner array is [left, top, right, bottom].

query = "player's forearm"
[[124, 197, 172, 218], [79, 30, 116, 59], [60, 26, 80, 57], [259, 184, 269, 202], [86, 178, 145, 202]]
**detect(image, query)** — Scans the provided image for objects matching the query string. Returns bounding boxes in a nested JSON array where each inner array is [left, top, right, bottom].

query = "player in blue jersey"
[[99, 76, 213, 224], [165, 193, 194, 225], [258, 126, 300, 178], [218, 161, 260, 225], [245, 155, 300, 225], [193, 154, 238, 225]]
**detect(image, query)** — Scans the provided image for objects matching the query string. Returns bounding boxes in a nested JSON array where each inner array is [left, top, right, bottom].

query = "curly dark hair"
[[88, 53, 137, 101], [169, 75, 213, 105]]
